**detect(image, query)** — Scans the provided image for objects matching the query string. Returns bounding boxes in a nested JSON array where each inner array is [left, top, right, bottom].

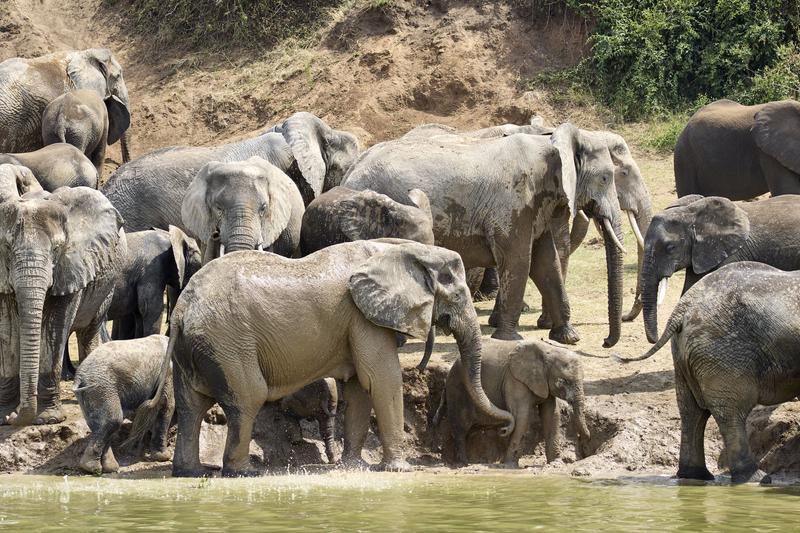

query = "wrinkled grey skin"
[[345, 122, 625, 347], [132, 240, 514, 477], [278, 378, 339, 463], [675, 99, 800, 199], [0, 143, 98, 190], [74, 335, 174, 475], [42, 89, 131, 178], [107, 226, 202, 340], [182, 157, 305, 259], [0, 176, 126, 426], [618, 262, 800, 484], [640, 194, 800, 343], [434, 338, 590, 467], [0, 49, 130, 156], [102, 112, 359, 234]]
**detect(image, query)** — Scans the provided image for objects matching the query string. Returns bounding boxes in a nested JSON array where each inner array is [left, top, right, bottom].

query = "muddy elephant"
[[74, 335, 174, 475], [0, 49, 130, 157], [278, 378, 339, 464], [0, 179, 126, 426], [106, 226, 202, 340], [639, 194, 800, 343], [131, 240, 514, 476], [0, 143, 98, 190], [42, 89, 131, 177], [618, 262, 800, 484], [434, 338, 590, 467], [102, 112, 359, 234], [182, 157, 305, 259], [675, 99, 800, 199], [343, 122, 625, 347]]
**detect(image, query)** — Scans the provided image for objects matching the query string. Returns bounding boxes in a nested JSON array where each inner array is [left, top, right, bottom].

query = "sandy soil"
[[0, 0, 798, 482]]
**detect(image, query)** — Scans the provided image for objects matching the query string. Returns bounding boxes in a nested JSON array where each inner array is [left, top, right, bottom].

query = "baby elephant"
[[74, 335, 174, 475], [435, 338, 591, 467], [279, 378, 339, 463]]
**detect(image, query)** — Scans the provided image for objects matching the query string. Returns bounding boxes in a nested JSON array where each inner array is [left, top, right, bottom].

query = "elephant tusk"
[[577, 210, 589, 223], [657, 277, 669, 306], [219, 244, 225, 256], [257, 243, 263, 251], [602, 218, 626, 254], [627, 210, 645, 250]]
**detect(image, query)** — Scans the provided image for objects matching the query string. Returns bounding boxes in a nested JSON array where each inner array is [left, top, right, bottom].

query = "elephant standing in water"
[[131, 240, 513, 476], [638, 194, 800, 343], [102, 112, 359, 235], [618, 262, 800, 484], [0, 49, 130, 158], [675, 99, 800, 199], [0, 166, 126, 426]]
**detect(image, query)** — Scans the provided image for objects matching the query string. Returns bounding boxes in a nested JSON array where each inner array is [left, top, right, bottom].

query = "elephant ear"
[[248, 157, 296, 249], [753, 100, 800, 175], [349, 243, 436, 340], [666, 194, 705, 210], [690, 197, 750, 275], [550, 123, 580, 216], [407, 188, 432, 221], [50, 187, 124, 295], [509, 343, 549, 398], [181, 163, 217, 242], [106, 95, 130, 146], [168, 225, 196, 289], [0, 202, 17, 293], [67, 49, 112, 99], [280, 112, 327, 197], [0, 164, 42, 203]]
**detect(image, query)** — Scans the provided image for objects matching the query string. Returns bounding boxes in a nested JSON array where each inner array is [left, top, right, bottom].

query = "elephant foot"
[[380, 458, 412, 472], [148, 448, 172, 462], [221, 468, 261, 478], [172, 464, 218, 478], [34, 405, 66, 425], [0, 402, 17, 423], [3, 405, 36, 426], [676, 465, 715, 481], [536, 313, 553, 329], [101, 449, 120, 473], [549, 324, 580, 345], [339, 455, 371, 470], [491, 329, 523, 341], [203, 405, 227, 425], [731, 466, 768, 485], [80, 455, 103, 476], [487, 311, 498, 328], [500, 459, 520, 469]]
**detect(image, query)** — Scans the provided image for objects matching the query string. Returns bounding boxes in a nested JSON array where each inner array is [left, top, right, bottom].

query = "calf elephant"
[[42, 89, 131, 177], [131, 240, 514, 476], [0, 49, 130, 156], [0, 182, 126, 426], [102, 112, 359, 234], [0, 143, 98, 190], [639, 194, 800, 343], [278, 378, 339, 464], [434, 338, 590, 467], [675, 99, 800, 199], [618, 262, 800, 483]]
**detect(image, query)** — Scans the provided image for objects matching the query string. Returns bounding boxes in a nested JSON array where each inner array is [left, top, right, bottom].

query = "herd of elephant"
[[0, 47, 798, 483]]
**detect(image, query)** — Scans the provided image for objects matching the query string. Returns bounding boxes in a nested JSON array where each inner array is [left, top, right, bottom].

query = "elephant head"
[[167, 225, 202, 290], [349, 241, 515, 435], [276, 112, 360, 197], [552, 123, 625, 347], [0, 186, 123, 425], [752, 100, 800, 175], [338, 187, 435, 245], [66, 49, 131, 147], [641, 195, 750, 342], [182, 156, 296, 256], [0, 164, 43, 203]]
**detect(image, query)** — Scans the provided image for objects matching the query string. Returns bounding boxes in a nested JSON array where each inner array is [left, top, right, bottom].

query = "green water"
[[0, 473, 797, 532]]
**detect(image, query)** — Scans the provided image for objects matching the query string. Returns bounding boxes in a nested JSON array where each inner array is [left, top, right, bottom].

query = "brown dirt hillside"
[[1, 0, 798, 482]]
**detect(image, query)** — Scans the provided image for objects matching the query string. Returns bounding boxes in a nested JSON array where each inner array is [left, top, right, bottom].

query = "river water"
[[0, 472, 797, 531]]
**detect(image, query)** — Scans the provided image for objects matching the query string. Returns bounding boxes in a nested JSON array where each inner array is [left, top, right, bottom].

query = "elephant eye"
[[665, 243, 677, 254], [259, 202, 268, 213]]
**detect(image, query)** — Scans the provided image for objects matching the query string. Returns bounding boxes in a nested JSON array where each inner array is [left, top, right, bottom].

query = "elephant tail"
[[123, 329, 176, 449], [431, 389, 446, 427], [71, 377, 95, 394], [613, 297, 689, 363]]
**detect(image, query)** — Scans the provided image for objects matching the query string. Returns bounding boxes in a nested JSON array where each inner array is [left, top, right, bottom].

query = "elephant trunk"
[[601, 216, 624, 348], [571, 384, 591, 457], [453, 308, 514, 435], [119, 131, 130, 164], [641, 247, 661, 343], [622, 202, 652, 322], [225, 207, 258, 253]]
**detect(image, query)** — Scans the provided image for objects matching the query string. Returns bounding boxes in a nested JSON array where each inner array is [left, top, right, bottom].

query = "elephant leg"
[[712, 406, 764, 484], [172, 369, 215, 477], [530, 231, 578, 344], [503, 400, 534, 468], [80, 403, 122, 475], [76, 326, 103, 364], [148, 400, 174, 462], [341, 377, 373, 469], [37, 295, 81, 424], [453, 423, 469, 467], [760, 153, 800, 196], [113, 316, 136, 341], [0, 377, 19, 420], [138, 283, 165, 337], [101, 447, 120, 474], [220, 403, 259, 477], [675, 365, 714, 480], [488, 239, 532, 341], [539, 396, 561, 463], [61, 344, 76, 381], [318, 414, 337, 463], [90, 143, 107, 182], [538, 215, 572, 330]]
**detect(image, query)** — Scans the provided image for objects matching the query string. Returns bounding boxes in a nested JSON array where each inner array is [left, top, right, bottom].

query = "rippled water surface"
[[0, 472, 797, 531]]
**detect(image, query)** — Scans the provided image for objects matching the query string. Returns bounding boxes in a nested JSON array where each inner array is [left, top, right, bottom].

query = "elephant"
[[106, 226, 202, 340], [674, 99, 800, 200], [638, 194, 800, 343], [42, 89, 131, 178], [617, 262, 800, 484], [102, 112, 359, 234], [0, 143, 98, 190], [129, 240, 514, 476], [433, 338, 591, 467], [278, 378, 339, 464], [343, 122, 625, 347], [0, 181, 126, 426], [0, 49, 130, 157], [74, 335, 174, 475], [181, 156, 305, 259]]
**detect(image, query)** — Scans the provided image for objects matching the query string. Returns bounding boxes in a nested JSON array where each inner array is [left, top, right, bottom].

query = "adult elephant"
[[130, 240, 514, 476], [102, 112, 359, 234], [343, 123, 625, 346], [0, 173, 125, 426], [674, 99, 800, 199], [639, 194, 800, 343], [0, 49, 130, 159], [0, 143, 98, 190]]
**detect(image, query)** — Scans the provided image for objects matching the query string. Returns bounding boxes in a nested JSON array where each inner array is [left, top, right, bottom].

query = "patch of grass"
[[637, 114, 688, 153]]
